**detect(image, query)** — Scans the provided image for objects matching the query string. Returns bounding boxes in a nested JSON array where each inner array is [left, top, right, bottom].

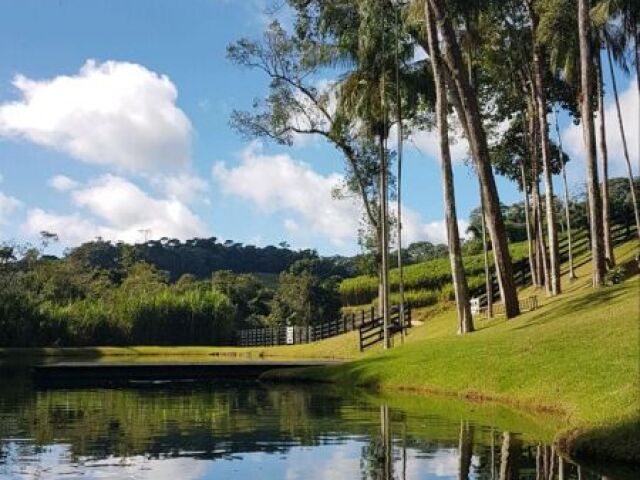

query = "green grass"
[[264, 239, 640, 463]]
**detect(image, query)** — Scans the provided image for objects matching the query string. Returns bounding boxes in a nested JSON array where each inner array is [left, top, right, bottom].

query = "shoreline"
[[260, 366, 639, 466]]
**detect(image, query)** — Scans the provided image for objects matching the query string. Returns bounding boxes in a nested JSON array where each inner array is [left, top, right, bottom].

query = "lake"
[[0, 362, 635, 480]]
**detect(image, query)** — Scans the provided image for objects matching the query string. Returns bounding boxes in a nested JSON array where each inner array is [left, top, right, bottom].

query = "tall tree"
[[595, 51, 615, 265], [606, 43, 640, 240], [527, 0, 561, 294], [227, 21, 386, 310], [394, 2, 407, 336], [578, 0, 607, 286], [554, 108, 577, 279], [425, 0, 474, 334], [428, 0, 520, 318]]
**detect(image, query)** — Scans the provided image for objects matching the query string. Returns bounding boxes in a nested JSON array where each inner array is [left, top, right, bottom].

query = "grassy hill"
[[339, 240, 530, 307], [264, 239, 640, 463]]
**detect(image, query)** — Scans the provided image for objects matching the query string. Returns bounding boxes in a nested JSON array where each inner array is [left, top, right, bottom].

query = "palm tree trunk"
[[425, 2, 473, 334], [578, 0, 607, 286], [379, 133, 391, 348], [520, 160, 537, 286], [480, 188, 493, 317], [607, 43, 640, 240], [554, 109, 577, 279], [429, 0, 520, 318], [532, 43, 561, 294], [395, 5, 406, 339], [528, 99, 550, 291], [596, 52, 614, 266], [464, 29, 496, 315]]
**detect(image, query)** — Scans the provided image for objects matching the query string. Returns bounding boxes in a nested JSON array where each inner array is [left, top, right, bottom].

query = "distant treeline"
[[65, 237, 336, 282]]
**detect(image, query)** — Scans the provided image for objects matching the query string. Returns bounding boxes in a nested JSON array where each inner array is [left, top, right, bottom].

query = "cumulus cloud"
[[562, 76, 639, 180], [399, 206, 469, 246], [22, 175, 207, 245], [409, 127, 470, 164], [153, 173, 209, 205], [0, 191, 21, 224], [214, 142, 461, 249], [0, 60, 192, 172], [213, 142, 360, 246], [48, 174, 79, 191]]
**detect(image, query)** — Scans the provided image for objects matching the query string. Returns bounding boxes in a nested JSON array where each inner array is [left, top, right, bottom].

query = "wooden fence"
[[358, 307, 412, 351], [492, 295, 539, 316], [469, 216, 637, 310], [236, 307, 378, 347]]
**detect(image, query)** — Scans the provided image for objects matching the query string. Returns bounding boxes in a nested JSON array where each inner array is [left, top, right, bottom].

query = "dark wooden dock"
[[32, 360, 338, 387]]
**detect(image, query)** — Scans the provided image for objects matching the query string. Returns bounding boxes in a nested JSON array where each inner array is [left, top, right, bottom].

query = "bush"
[[128, 289, 235, 345], [1, 288, 235, 347]]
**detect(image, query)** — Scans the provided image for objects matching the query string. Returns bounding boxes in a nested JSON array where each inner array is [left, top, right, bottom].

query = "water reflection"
[[0, 367, 635, 480]]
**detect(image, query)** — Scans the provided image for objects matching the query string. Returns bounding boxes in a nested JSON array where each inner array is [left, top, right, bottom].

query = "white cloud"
[[0, 190, 21, 224], [407, 122, 470, 165], [0, 60, 192, 172], [48, 174, 79, 191], [399, 205, 469, 246], [22, 174, 207, 245], [562, 76, 639, 180], [213, 142, 360, 246], [153, 173, 209, 205], [214, 142, 464, 250]]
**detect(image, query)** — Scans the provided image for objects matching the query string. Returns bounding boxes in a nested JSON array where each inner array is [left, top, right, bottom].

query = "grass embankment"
[[0, 331, 363, 361], [263, 240, 640, 463]]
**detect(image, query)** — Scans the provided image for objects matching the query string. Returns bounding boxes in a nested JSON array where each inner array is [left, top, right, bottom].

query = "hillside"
[[264, 239, 640, 463]]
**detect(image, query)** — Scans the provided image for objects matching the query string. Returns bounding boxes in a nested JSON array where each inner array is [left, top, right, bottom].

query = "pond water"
[[0, 363, 635, 480]]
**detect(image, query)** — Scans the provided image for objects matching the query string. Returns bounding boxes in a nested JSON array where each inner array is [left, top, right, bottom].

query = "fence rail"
[[492, 295, 539, 316], [358, 307, 412, 351], [236, 306, 378, 347], [470, 217, 637, 311]]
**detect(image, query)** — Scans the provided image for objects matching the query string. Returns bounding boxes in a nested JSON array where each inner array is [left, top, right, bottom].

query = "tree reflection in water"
[[0, 372, 635, 480]]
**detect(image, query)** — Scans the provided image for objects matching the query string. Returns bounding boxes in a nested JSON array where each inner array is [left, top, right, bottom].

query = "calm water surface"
[[0, 363, 635, 480]]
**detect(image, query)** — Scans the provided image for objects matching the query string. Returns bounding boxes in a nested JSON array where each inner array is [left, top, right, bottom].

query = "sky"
[[0, 0, 637, 256]]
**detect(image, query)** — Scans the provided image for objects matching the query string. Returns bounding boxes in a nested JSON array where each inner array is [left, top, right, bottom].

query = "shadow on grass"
[[0, 347, 112, 366], [512, 281, 633, 332]]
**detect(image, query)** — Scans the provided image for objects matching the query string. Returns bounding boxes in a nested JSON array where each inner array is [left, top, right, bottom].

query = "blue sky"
[[0, 0, 637, 256]]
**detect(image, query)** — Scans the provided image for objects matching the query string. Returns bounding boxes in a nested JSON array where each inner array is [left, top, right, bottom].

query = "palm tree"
[[578, 0, 606, 286], [595, 50, 615, 266], [394, 2, 407, 336], [425, 0, 474, 334], [527, 96, 550, 292], [554, 108, 577, 280], [336, 1, 398, 347], [527, 0, 561, 295], [428, 0, 520, 318], [606, 43, 640, 240]]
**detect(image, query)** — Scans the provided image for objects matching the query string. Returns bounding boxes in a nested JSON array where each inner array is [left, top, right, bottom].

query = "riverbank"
[[262, 240, 640, 464]]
